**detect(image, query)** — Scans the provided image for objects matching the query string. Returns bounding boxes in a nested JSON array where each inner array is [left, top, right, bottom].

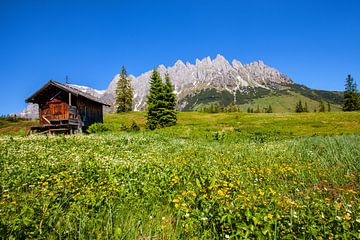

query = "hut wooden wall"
[[40, 98, 69, 124], [77, 97, 103, 127]]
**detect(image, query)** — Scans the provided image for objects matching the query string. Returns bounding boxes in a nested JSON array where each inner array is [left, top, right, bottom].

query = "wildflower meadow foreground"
[[1, 112, 360, 239]]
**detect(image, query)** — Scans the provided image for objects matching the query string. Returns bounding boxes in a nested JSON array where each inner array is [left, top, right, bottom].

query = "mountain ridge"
[[20, 54, 343, 118]]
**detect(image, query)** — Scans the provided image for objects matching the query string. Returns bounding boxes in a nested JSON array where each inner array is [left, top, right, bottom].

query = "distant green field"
[[0, 119, 36, 136], [104, 111, 360, 138], [1, 112, 359, 239]]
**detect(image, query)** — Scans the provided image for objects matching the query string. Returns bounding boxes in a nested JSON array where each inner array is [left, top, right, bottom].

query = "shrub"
[[130, 121, 140, 132], [212, 131, 225, 141], [87, 123, 109, 133]]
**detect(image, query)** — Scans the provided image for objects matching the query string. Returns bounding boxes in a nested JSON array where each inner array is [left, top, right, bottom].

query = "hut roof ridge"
[[26, 80, 110, 106]]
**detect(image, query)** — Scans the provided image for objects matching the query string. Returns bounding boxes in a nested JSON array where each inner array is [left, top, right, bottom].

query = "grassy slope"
[[181, 85, 344, 112], [240, 92, 342, 113], [0, 119, 36, 136]]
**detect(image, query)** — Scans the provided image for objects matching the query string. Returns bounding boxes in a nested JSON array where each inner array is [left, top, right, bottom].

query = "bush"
[[212, 131, 225, 141], [118, 121, 140, 132], [130, 121, 140, 132], [87, 123, 109, 133]]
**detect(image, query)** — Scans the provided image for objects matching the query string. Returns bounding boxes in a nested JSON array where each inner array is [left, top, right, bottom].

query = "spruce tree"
[[304, 102, 308, 112], [115, 66, 133, 113], [327, 102, 331, 112], [343, 74, 360, 111], [295, 100, 304, 113], [146, 70, 177, 130], [267, 104, 273, 113], [146, 70, 165, 130], [162, 73, 177, 127], [319, 99, 325, 112]]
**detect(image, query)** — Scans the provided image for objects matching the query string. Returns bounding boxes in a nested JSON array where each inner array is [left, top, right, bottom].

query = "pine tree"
[[304, 102, 308, 112], [295, 100, 304, 113], [343, 74, 360, 111], [146, 70, 177, 130], [319, 99, 325, 112], [266, 104, 273, 113], [115, 66, 133, 113], [161, 73, 177, 127], [327, 102, 331, 112], [146, 70, 165, 130]]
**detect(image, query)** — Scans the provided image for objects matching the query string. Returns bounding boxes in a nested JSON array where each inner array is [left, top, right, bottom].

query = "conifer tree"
[[146, 70, 165, 130], [343, 74, 360, 111], [266, 104, 273, 113], [115, 66, 133, 113], [327, 102, 331, 112], [319, 99, 325, 112], [304, 102, 308, 112], [146, 70, 177, 130], [295, 100, 304, 113], [161, 73, 177, 126]]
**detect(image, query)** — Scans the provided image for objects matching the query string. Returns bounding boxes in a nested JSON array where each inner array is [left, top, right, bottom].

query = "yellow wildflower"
[[345, 213, 351, 220], [258, 189, 265, 196], [269, 188, 276, 195], [268, 213, 273, 219]]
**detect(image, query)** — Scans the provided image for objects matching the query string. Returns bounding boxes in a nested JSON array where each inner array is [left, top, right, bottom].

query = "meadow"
[[0, 112, 359, 239]]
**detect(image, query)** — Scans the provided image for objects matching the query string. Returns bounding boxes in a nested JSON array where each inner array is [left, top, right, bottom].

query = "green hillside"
[[180, 84, 344, 112]]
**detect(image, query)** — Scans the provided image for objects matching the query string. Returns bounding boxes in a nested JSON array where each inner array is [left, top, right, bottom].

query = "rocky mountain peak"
[[213, 54, 227, 63], [174, 60, 185, 67]]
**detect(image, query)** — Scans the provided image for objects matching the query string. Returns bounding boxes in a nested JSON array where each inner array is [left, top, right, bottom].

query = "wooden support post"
[[69, 92, 72, 106]]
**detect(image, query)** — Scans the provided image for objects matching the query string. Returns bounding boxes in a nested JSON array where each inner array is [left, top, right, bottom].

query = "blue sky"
[[0, 0, 359, 114]]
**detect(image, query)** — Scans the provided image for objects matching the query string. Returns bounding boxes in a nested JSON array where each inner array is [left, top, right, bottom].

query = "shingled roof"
[[25, 80, 110, 106]]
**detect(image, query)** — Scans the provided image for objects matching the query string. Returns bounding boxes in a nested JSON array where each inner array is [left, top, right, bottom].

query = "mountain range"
[[20, 54, 343, 118]]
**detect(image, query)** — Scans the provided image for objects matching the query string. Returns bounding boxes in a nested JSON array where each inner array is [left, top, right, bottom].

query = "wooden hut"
[[26, 80, 110, 133]]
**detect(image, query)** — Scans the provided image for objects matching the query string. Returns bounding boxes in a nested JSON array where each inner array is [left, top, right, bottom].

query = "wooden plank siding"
[[40, 99, 69, 125], [77, 97, 103, 127]]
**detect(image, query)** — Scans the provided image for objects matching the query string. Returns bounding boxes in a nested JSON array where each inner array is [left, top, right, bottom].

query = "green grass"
[[0, 119, 36, 136], [1, 112, 360, 239], [105, 111, 360, 139]]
